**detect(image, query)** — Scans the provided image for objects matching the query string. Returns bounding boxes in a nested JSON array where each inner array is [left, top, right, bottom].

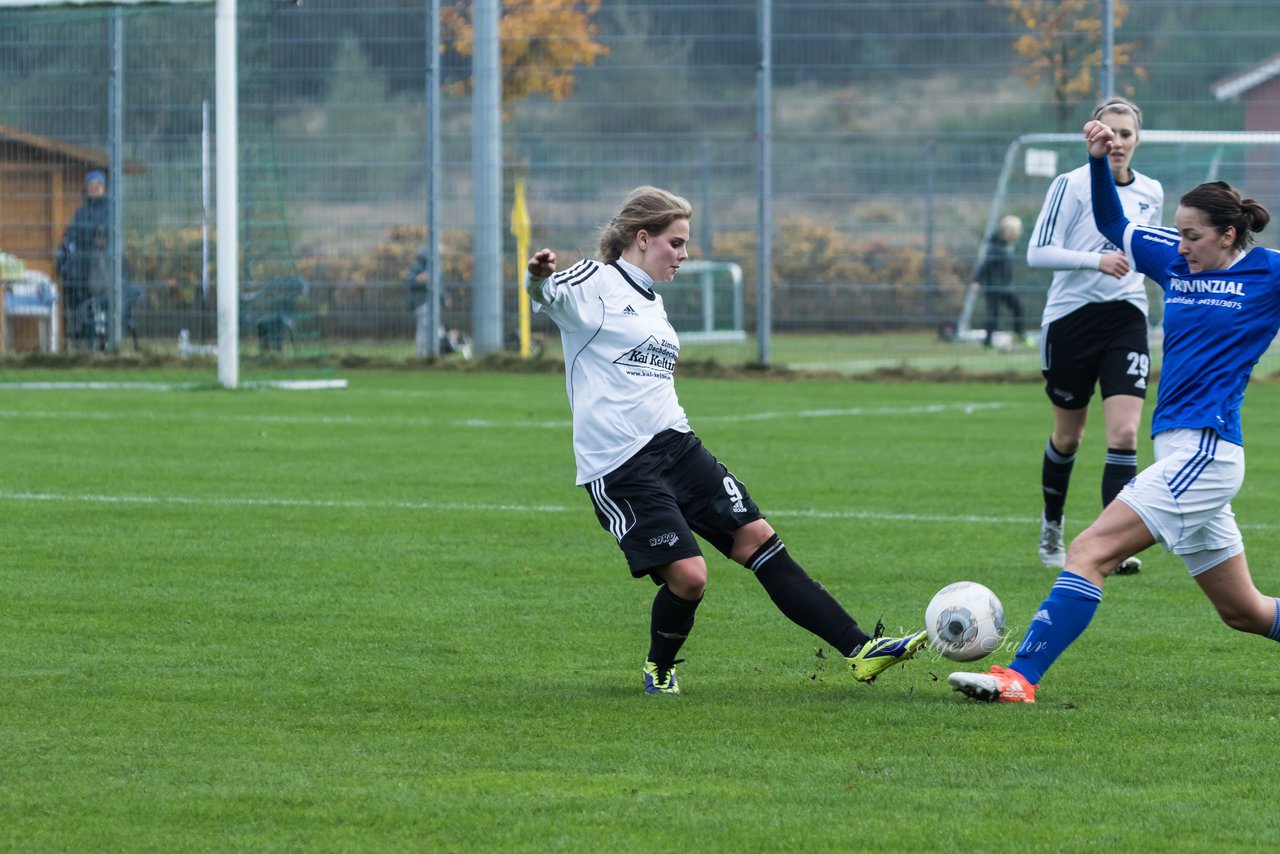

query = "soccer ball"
[[925, 581, 1005, 662]]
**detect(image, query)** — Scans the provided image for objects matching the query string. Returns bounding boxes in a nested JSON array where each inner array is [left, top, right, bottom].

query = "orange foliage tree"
[[995, 0, 1143, 130], [442, 0, 608, 106]]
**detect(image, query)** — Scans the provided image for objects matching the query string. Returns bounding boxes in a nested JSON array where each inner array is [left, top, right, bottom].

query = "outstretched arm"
[[1083, 120, 1129, 249]]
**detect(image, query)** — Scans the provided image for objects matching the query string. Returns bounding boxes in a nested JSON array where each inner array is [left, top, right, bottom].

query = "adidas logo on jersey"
[[731, 500, 747, 513], [622, 304, 639, 317]]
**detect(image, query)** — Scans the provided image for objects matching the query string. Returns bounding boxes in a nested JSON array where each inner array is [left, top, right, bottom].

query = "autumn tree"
[[996, 0, 1143, 130], [442, 0, 608, 108]]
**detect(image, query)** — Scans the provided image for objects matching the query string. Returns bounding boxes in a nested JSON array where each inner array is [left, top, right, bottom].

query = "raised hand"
[[527, 248, 557, 279], [1083, 120, 1115, 159]]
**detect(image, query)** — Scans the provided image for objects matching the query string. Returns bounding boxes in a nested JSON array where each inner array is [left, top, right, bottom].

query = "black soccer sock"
[[648, 584, 701, 667], [746, 534, 871, 657], [1102, 447, 1138, 507], [1042, 437, 1076, 524]]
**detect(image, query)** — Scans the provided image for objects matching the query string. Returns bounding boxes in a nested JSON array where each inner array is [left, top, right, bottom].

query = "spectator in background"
[[971, 214, 1026, 349], [405, 246, 471, 359], [56, 169, 111, 347], [405, 245, 434, 357]]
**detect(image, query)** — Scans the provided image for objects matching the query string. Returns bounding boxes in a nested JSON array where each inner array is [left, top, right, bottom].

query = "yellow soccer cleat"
[[643, 660, 681, 695], [847, 625, 930, 683]]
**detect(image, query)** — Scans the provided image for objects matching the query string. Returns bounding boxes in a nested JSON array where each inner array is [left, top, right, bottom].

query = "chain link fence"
[[1, 0, 1278, 374]]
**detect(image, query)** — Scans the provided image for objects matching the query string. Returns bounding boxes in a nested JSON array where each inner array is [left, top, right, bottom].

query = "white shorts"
[[1116, 427, 1244, 563]]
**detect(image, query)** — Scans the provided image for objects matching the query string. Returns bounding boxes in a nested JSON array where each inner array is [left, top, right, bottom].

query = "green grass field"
[[3, 367, 1279, 851]]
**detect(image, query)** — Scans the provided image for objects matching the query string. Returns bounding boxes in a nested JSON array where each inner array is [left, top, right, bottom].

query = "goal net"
[[664, 260, 747, 343], [956, 130, 1280, 343]]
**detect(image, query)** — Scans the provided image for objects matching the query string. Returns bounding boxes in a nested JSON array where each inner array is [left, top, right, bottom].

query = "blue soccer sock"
[[1269, 598, 1280, 642], [1008, 571, 1103, 685]]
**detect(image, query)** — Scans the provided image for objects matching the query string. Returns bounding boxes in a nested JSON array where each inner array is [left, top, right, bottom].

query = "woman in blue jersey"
[[1028, 98, 1163, 573], [949, 121, 1280, 704], [525, 185, 927, 695]]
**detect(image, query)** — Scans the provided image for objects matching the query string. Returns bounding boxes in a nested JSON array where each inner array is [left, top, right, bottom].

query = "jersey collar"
[[611, 258, 657, 301]]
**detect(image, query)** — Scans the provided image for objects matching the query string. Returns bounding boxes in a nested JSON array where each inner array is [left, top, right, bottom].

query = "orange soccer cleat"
[[947, 664, 1038, 704]]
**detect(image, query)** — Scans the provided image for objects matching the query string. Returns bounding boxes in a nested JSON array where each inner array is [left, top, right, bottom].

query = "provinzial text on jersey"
[[1168, 278, 1245, 296]]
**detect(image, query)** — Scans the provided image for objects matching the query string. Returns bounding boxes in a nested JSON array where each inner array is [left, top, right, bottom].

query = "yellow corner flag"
[[512, 179, 532, 358]]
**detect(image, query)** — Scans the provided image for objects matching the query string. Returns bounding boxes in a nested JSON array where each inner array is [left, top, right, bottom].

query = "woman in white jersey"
[[1028, 98, 1164, 573], [949, 120, 1280, 704], [525, 186, 927, 695]]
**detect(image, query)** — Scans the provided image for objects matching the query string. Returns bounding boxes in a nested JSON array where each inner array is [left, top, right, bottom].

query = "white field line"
[[0, 379, 347, 390], [0, 489, 1037, 525], [4, 489, 1278, 532], [696, 402, 1009, 423], [0, 401, 1010, 431], [0, 491, 573, 514]]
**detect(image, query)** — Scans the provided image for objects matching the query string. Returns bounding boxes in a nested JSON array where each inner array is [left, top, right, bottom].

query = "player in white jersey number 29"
[[1027, 98, 1164, 575]]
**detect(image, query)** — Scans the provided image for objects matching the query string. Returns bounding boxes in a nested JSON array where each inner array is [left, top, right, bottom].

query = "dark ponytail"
[[1180, 181, 1271, 250]]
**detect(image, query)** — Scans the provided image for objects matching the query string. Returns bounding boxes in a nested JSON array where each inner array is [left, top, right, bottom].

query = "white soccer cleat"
[[1038, 513, 1065, 569]]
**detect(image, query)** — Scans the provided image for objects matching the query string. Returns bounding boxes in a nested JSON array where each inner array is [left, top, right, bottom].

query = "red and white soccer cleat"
[[948, 664, 1038, 703]]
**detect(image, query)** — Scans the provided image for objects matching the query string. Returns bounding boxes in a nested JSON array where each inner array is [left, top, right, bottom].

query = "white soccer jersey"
[[527, 257, 691, 484], [1028, 163, 1164, 325]]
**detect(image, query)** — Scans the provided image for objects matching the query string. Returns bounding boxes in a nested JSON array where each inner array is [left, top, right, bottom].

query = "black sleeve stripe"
[[1035, 176, 1070, 248], [557, 259, 600, 288], [550, 259, 590, 285]]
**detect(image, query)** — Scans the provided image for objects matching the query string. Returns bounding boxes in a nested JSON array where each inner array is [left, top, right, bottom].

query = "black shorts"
[[1041, 301, 1149, 410], [584, 429, 764, 580]]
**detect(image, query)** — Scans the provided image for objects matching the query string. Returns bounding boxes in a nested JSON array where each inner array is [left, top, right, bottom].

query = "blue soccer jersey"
[[1090, 155, 1280, 445]]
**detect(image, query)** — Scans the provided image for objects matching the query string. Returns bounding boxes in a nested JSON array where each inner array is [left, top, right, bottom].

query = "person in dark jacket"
[[405, 246, 435, 357], [56, 170, 111, 347], [971, 214, 1026, 349], [405, 247, 470, 358]]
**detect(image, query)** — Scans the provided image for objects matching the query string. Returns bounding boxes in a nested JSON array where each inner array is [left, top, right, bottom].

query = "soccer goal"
[[665, 260, 747, 343], [955, 129, 1280, 343]]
